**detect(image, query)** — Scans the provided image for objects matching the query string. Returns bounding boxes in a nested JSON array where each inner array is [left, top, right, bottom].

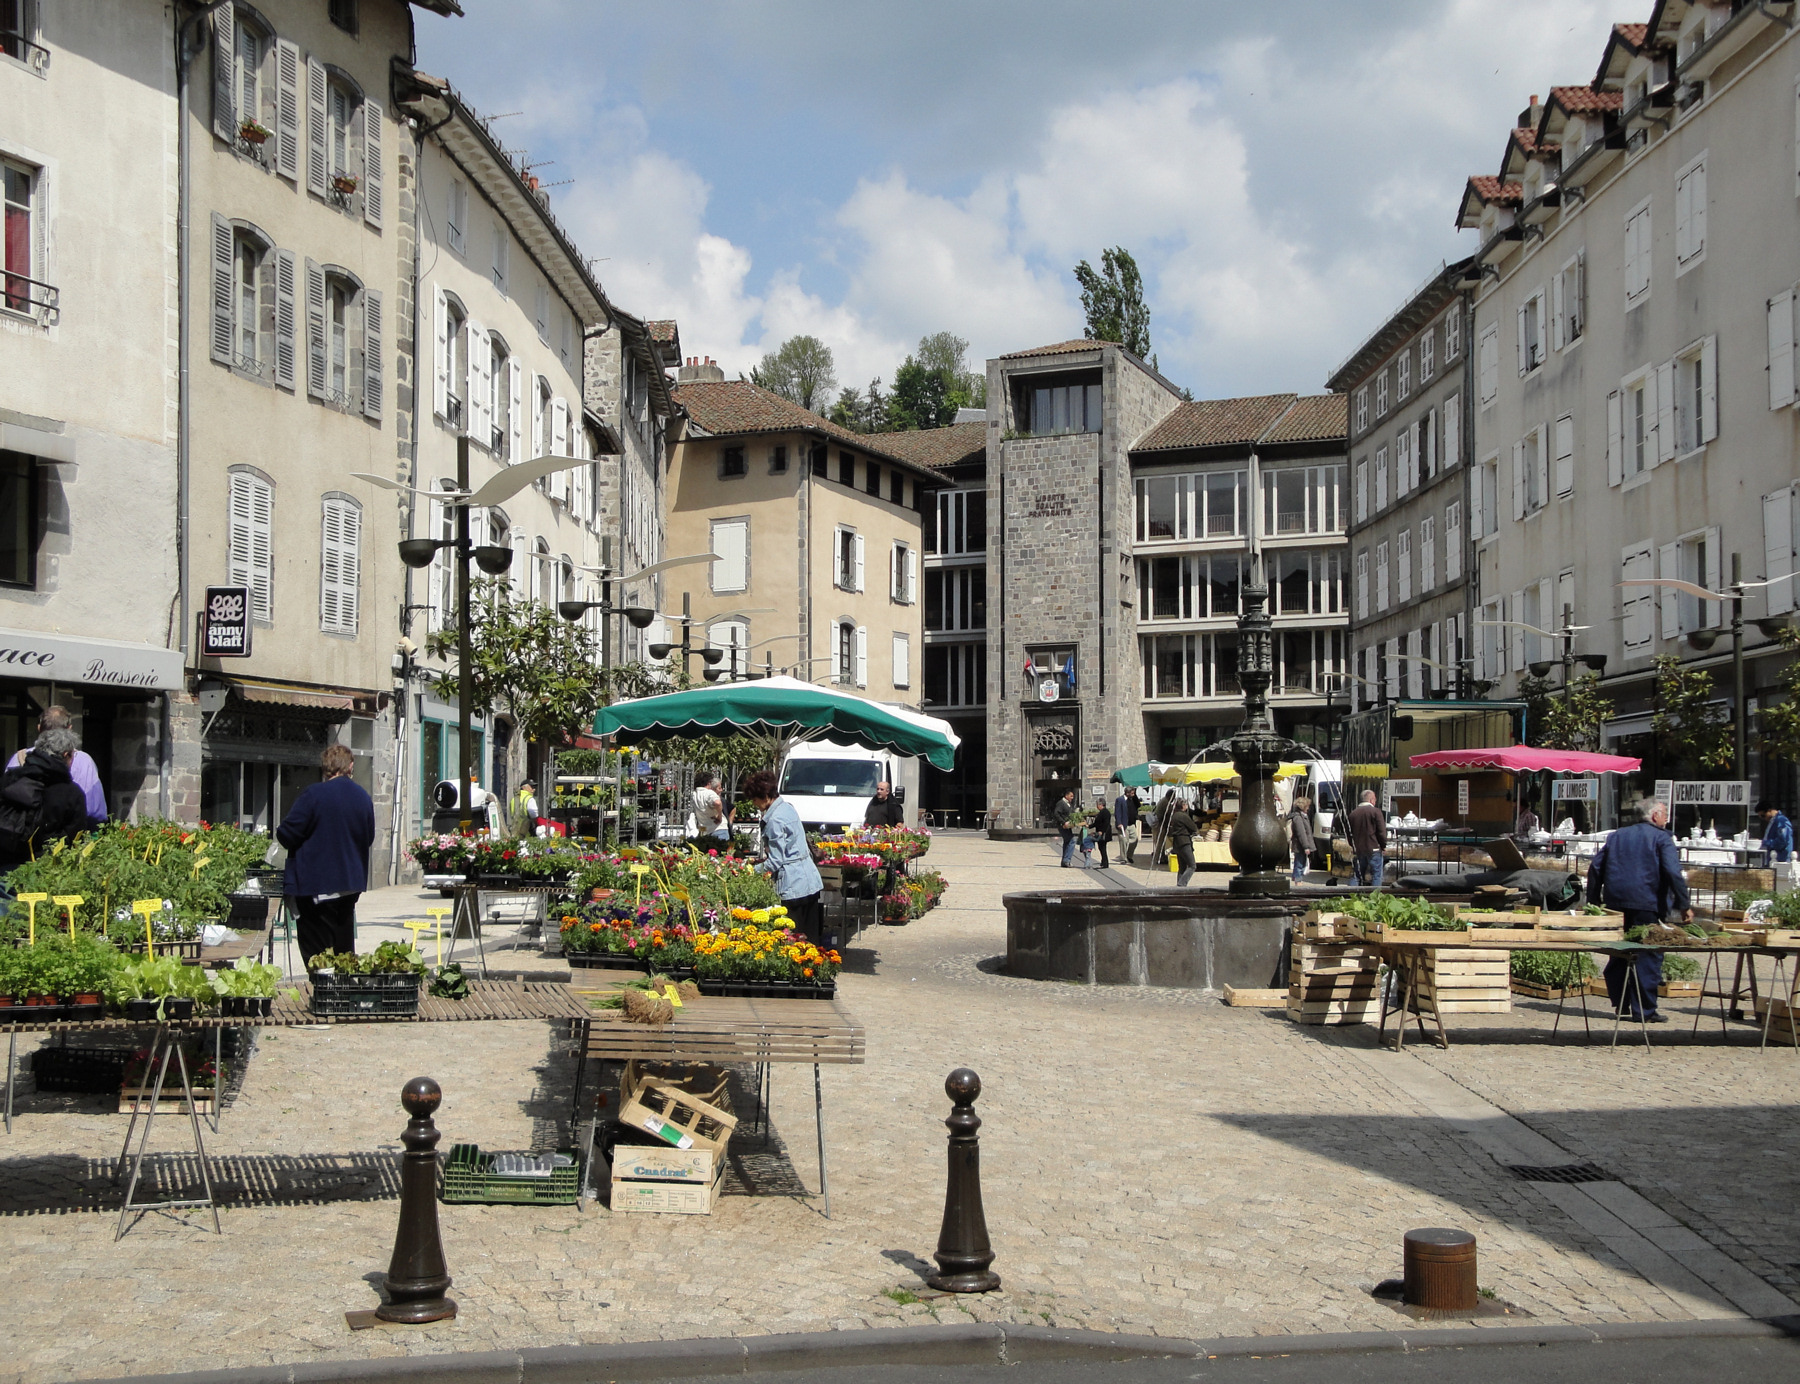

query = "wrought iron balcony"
[[2, 272, 59, 322], [1, 28, 50, 74]]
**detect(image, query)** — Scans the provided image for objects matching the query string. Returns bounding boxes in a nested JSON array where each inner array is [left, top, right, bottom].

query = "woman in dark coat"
[[1167, 798, 1198, 887], [1089, 796, 1114, 870], [1288, 795, 1316, 882]]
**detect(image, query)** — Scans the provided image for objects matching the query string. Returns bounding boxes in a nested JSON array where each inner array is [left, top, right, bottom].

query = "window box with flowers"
[[239, 118, 273, 146]]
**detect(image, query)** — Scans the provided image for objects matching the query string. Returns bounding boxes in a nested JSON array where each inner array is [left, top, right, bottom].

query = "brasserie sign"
[[0, 627, 184, 691]]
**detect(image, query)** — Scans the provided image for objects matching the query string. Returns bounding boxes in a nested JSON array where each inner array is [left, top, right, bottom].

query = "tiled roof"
[[871, 421, 988, 470], [1550, 85, 1622, 115], [1614, 22, 1647, 49], [1510, 126, 1553, 156], [646, 320, 678, 343], [1465, 176, 1524, 206], [1001, 339, 1113, 358], [670, 380, 943, 479], [1133, 394, 1298, 452], [1262, 393, 1347, 445]]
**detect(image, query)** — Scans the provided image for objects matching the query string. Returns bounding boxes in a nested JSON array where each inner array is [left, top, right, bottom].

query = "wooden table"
[[566, 969, 866, 1217]]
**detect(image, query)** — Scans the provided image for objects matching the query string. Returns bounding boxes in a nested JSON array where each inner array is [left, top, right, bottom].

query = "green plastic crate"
[[440, 1143, 580, 1205]]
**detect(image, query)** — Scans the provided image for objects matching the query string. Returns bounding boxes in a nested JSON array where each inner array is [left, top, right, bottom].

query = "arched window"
[[306, 263, 379, 419], [319, 492, 361, 635], [432, 287, 466, 427], [488, 331, 514, 458], [558, 556, 574, 604], [306, 59, 383, 226], [427, 479, 456, 634], [533, 538, 552, 606]]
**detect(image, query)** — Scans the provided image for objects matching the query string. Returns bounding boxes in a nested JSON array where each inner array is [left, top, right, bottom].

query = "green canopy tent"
[[1108, 762, 1171, 788], [593, 675, 962, 773]]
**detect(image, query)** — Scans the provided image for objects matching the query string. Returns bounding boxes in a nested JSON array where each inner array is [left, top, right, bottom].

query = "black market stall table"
[[1, 981, 597, 1237], [567, 969, 866, 1218]]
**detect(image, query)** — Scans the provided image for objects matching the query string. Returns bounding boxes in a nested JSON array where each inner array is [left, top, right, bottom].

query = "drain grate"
[[1506, 1162, 1613, 1184]]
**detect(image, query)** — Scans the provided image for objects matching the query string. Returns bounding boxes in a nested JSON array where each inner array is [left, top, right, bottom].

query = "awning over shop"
[[1409, 746, 1642, 774], [225, 678, 361, 712], [0, 627, 183, 691]]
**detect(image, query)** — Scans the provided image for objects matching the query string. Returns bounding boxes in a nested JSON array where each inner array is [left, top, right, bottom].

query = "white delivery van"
[[777, 741, 920, 833]]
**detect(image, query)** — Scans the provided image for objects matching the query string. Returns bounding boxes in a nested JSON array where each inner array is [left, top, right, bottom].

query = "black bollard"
[[376, 1077, 458, 1324], [926, 1068, 1000, 1293]]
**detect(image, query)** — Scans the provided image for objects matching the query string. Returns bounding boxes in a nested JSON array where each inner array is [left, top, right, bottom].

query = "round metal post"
[[377, 1078, 458, 1324], [926, 1069, 1000, 1293], [1402, 1227, 1477, 1310]]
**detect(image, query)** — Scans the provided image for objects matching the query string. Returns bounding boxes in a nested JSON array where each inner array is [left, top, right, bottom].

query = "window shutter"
[[1771, 290, 1796, 410], [361, 289, 383, 421], [1675, 169, 1692, 261], [1509, 592, 1525, 671], [1654, 360, 1675, 464], [320, 498, 360, 634], [229, 471, 274, 624], [893, 633, 910, 688], [305, 56, 328, 197], [304, 257, 326, 399], [853, 534, 865, 592], [905, 548, 916, 604], [211, 4, 236, 143], [272, 248, 297, 389], [227, 472, 253, 600], [531, 379, 544, 459], [888, 544, 897, 600], [855, 626, 868, 688], [1697, 334, 1718, 443], [1445, 503, 1461, 582], [1553, 415, 1573, 497], [1659, 542, 1681, 638], [466, 321, 488, 441], [1551, 270, 1565, 351], [1511, 441, 1525, 520], [1443, 394, 1459, 469], [209, 214, 234, 365], [273, 38, 300, 179], [1606, 389, 1623, 485], [1470, 460, 1485, 539], [432, 287, 448, 419], [1692, 162, 1706, 259], [1516, 305, 1527, 377], [1766, 487, 1797, 615], [362, 97, 383, 228], [551, 395, 568, 461], [1703, 526, 1722, 627], [508, 359, 523, 462], [1534, 424, 1549, 504]]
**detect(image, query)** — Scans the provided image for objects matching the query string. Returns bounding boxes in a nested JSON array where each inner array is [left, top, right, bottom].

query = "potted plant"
[[239, 118, 272, 145], [331, 173, 360, 197], [0, 948, 19, 1015], [210, 955, 281, 1017]]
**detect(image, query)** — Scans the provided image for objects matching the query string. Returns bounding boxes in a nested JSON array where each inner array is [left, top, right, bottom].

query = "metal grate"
[[1506, 1162, 1613, 1184]]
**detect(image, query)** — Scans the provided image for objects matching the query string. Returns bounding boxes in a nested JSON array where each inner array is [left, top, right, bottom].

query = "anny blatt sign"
[[0, 628, 184, 691]]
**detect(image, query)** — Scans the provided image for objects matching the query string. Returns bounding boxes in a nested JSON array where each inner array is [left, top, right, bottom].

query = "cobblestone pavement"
[[1, 834, 1796, 1383]]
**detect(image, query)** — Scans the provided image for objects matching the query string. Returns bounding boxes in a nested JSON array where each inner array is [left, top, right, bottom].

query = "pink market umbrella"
[[1408, 746, 1642, 774]]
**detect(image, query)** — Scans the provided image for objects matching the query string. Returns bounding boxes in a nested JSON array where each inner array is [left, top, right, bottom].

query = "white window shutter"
[[1470, 460, 1485, 539], [272, 248, 297, 390], [1654, 360, 1676, 464], [1765, 487, 1797, 615], [227, 472, 253, 599], [432, 288, 448, 419], [854, 534, 866, 592], [1511, 441, 1525, 520], [305, 257, 326, 399], [362, 97, 383, 228], [1675, 170, 1692, 261], [1698, 335, 1718, 442], [1509, 592, 1525, 671], [211, 4, 236, 142], [1770, 290, 1796, 410], [905, 547, 917, 604], [305, 56, 328, 197], [320, 498, 361, 634], [508, 360, 523, 461], [531, 380, 544, 459], [1692, 162, 1706, 258], [1703, 526, 1722, 626], [466, 321, 488, 441], [362, 289, 383, 421], [209, 214, 234, 365], [1443, 395, 1459, 469], [1554, 415, 1574, 497], [1445, 503, 1461, 582], [893, 633, 910, 688], [1534, 424, 1549, 504], [275, 39, 300, 180], [1659, 542, 1681, 638], [1606, 389, 1623, 486], [228, 471, 274, 624], [551, 397, 568, 456], [1516, 305, 1527, 377], [1551, 270, 1565, 351], [855, 626, 868, 688], [888, 544, 898, 600]]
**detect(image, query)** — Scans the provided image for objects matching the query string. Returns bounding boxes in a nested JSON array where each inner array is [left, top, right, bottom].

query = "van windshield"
[[779, 759, 881, 798]]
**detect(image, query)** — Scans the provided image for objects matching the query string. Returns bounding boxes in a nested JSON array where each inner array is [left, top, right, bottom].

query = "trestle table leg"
[[813, 1062, 830, 1221]]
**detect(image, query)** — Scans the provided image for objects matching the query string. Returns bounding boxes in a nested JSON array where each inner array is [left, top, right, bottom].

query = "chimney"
[[1519, 94, 1542, 129], [677, 355, 726, 383]]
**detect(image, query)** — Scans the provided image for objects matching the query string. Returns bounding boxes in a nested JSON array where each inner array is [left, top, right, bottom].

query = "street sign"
[[1672, 780, 1751, 807], [200, 585, 252, 657], [1456, 779, 1470, 817], [1552, 779, 1597, 801], [1654, 779, 1674, 804]]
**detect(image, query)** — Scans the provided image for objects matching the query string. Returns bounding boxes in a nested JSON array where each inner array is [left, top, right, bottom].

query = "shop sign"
[[1552, 779, 1598, 801], [201, 586, 252, 658], [0, 626, 184, 691], [1672, 780, 1751, 807], [1456, 779, 1470, 817]]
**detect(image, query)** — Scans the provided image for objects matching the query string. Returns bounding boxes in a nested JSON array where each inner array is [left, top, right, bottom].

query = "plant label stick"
[[53, 895, 82, 938], [132, 898, 162, 953], [15, 892, 44, 945]]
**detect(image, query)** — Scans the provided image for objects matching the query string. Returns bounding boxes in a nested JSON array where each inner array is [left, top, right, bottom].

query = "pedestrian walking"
[[1348, 789, 1387, 888], [1585, 797, 1691, 1023], [277, 744, 376, 965], [1288, 795, 1315, 883], [1089, 792, 1114, 870], [6, 706, 106, 827], [1052, 788, 1078, 867], [0, 728, 92, 882], [743, 769, 827, 945], [1167, 797, 1197, 886], [1114, 786, 1141, 864], [1758, 800, 1793, 866]]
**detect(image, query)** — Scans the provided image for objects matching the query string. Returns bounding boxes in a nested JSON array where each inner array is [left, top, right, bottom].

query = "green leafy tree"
[[1540, 674, 1614, 752], [1756, 628, 1800, 764], [1652, 654, 1734, 775], [828, 377, 887, 434], [888, 356, 954, 431], [916, 331, 985, 412], [750, 334, 837, 413], [1073, 246, 1150, 358]]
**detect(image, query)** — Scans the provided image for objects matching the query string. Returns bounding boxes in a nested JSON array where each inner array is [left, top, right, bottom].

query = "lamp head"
[[1756, 615, 1793, 639], [1527, 660, 1553, 679], [397, 538, 444, 569], [1685, 629, 1719, 652], [624, 606, 655, 629], [556, 600, 590, 622], [473, 544, 514, 575], [701, 647, 724, 666], [702, 667, 727, 682], [1579, 653, 1609, 673], [647, 642, 674, 660]]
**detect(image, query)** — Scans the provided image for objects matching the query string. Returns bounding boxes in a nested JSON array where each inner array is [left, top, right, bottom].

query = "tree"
[[750, 335, 837, 413], [1652, 654, 1734, 775], [1073, 247, 1151, 358], [828, 377, 886, 434], [1755, 628, 1800, 765], [1522, 672, 1614, 752], [888, 355, 955, 431]]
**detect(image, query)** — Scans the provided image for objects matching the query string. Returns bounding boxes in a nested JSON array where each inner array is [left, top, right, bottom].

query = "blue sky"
[[415, 0, 1620, 401]]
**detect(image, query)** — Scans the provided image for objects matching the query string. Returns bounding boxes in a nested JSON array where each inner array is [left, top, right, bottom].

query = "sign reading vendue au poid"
[[201, 586, 252, 658]]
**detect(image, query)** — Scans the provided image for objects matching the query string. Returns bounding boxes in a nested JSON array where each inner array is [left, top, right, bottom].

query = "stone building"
[[1327, 260, 1475, 708]]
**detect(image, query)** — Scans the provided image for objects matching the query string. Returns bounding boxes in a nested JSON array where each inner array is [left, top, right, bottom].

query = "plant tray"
[[1460, 927, 1543, 944], [120, 939, 203, 959], [693, 978, 836, 1000], [1659, 981, 1702, 997], [308, 971, 421, 1018], [1510, 980, 1584, 1000], [30, 1045, 134, 1093], [1360, 923, 1474, 946], [1449, 906, 1541, 926], [566, 952, 641, 971], [226, 893, 272, 930], [440, 1143, 580, 1205], [1761, 929, 1800, 948]]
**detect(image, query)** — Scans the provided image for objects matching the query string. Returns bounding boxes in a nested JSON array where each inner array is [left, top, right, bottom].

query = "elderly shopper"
[[1348, 789, 1387, 888], [693, 772, 731, 844], [1167, 796, 1198, 886], [7, 706, 106, 827], [1585, 797, 1692, 1024], [0, 728, 92, 879], [744, 768, 826, 945], [1288, 796, 1316, 883], [277, 744, 376, 964], [1114, 786, 1141, 864]]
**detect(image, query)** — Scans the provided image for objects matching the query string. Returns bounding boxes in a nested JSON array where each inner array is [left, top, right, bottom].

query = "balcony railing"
[[2, 272, 59, 322], [1, 28, 51, 73]]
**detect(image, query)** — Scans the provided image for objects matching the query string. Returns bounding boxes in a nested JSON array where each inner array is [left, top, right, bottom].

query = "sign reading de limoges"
[[200, 585, 252, 658], [0, 627, 185, 691]]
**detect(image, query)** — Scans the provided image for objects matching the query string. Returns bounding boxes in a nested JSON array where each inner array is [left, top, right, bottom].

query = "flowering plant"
[[692, 912, 840, 982]]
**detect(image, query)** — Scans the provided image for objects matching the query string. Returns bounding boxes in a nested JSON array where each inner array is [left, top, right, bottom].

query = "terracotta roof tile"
[[871, 421, 988, 471], [1133, 394, 1298, 453], [1614, 22, 1647, 49], [1001, 338, 1113, 358], [1466, 175, 1524, 206], [1262, 393, 1348, 446], [646, 320, 678, 343], [671, 380, 942, 479], [1550, 85, 1622, 114]]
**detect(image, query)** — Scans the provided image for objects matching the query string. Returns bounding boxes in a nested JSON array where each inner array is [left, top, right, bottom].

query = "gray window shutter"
[[306, 56, 328, 196], [1511, 441, 1525, 520], [1700, 335, 1718, 442], [272, 248, 297, 389], [211, 4, 236, 144], [210, 213, 234, 365], [1659, 543, 1681, 638], [275, 39, 300, 181], [362, 289, 383, 420], [1768, 290, 1795, 410], [1765, 487, 1797, 616], [362, 97, 383, 228], [305, 257, 326, 399], [1653, 361, 1676, 465], [1606, 389, 1623, 486]]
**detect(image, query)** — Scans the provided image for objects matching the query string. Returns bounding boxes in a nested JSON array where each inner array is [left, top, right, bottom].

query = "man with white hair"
[[1585, 797, 1692, 1023]]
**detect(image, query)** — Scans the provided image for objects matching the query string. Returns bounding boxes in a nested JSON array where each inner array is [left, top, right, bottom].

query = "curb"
[[78, 1313, 1800, 1384]]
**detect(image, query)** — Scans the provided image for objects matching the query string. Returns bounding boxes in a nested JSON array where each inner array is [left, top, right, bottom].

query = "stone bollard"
[[925, 1068, 1000, 1293], [376, 1077, 458, 1324], [1402, 1227, 1477, 1310]]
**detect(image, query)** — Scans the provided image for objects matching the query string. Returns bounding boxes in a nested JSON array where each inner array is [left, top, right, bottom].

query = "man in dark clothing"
[[1288, 796, 1316, 883], [1348, 789, 1387, 888], [1052, 789, 1077, 866], [863, 781, 905, 828], [1167, 798, 1198, 886], [1114, 787, 1141, 864], [1585, 797, 1691, 1023], [277, 744, 376, 965], [1088, 793, 1114, 870], [0, 728, 92, 881]]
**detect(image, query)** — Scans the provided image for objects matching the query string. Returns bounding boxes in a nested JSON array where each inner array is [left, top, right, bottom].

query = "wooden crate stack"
[[1413, 949, 1511, 1015], [1288, 930, 1382, 1026]]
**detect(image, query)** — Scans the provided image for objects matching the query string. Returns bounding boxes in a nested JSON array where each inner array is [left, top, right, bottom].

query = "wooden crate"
[[1762, 928, 1800, 948], [1411, 949, 1511, 1016], [1510, 980, 1584, 1000], [1448, 906, 1541, 926], [119, 1088, 216, 1115], [1537, 912, 1626, 943], [1360, 922, 1476, 947], [610, 1146, 724, 1215], [617, 1077, 738, 1156], [1222, 985, 1286, 1007], [1299, 910, 1358, 941], [1753, 996, 1800, 1042], [1659, 980, 1702, 998]]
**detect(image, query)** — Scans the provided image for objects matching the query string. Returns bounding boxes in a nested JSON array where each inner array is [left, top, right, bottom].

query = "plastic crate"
[[441, 1143, 580, 1205], [30, 1045, 134, 1093], [308, 971, 421, 1017]]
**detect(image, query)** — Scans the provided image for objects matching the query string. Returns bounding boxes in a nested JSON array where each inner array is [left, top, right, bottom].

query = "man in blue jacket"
[[1585, 797, 1691, 1023], [1758, 800, 1794, 866], [277, 744, 375, 965]]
